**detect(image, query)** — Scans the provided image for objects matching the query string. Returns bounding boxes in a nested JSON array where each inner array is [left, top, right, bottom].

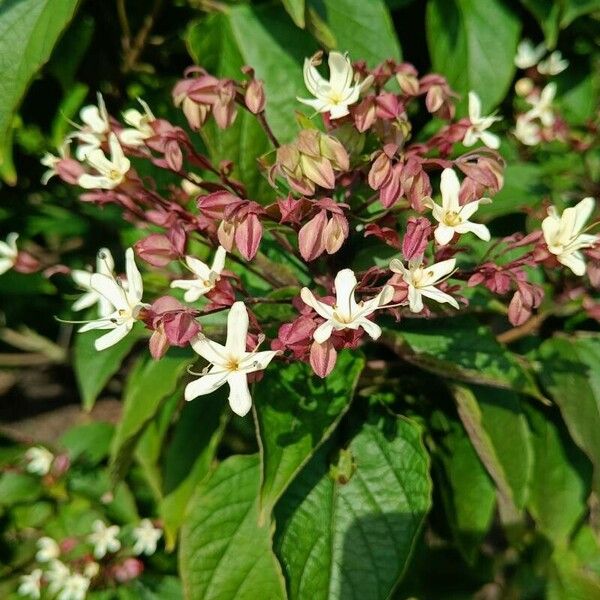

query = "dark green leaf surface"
[[275, 419, 431, 600], [256, 350, 365, 518]]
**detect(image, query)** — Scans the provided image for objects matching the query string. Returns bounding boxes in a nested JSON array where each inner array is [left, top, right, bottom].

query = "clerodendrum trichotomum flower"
[[71, 247, 116, 317], [297, 51, 372, 119], [78, 248, 147, 350], [78, 133, 131, 190], [463, 91, 501, 149], [170, 246, 226, 302], [0, 232, 18, 275], [426, 168, 491, 245], [301, 269, 394, 343], [542, 197, 598, 276], [390, 258, 459, 313], [185, 302, 278, 416]]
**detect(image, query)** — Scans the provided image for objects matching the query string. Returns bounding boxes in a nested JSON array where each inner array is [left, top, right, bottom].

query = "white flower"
[[119, 99, 155, 147], [56, 573, 90, 600], [18, 569, 42, 599], [71, 247, 116, 317], [514, 39, 546, 69], [426, 168, 491, 245], [46, 560, 70, 594], [132, 519, 163, 556], [36, 536, 60, 562], [41, 141, 71, 185], [463, 92, 501, 149], [537, 50, 568, 75], [297, 51, 373, 119], [83, 561, 100, 579], [526, 82, 556, 127], [185, 301, 278, 416], [87, 520, 121, 559], [170, 246, 226, 302], [74, 93, 110, 160], [300, 269, 393, 344], [78, 133, 131, 190], [390, 258, 459, 313], [542, 197, 598, 276], [78, 248, 146, 351], [25, 446, 54, 476], [514, 114, 542, 146], [0, 232, 19, 276]]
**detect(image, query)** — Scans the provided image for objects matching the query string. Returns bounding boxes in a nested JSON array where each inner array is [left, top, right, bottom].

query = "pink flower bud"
[[245, 79, 266, 114], [402, 217, 431, 261], [213, 80, 238, 129], [353, 96, 377, 132], [277, 195, 305, 224], [379, 164, 403, 208], [135, 234, 179, 267], [272, 316, 317, 359], [375, 92, 402, 120], [364, 223, 401, 250], [217, 220, 236, 252], [13, 252, 40, 274], [323, 213, 349, 255], [300, 155, 335, 189], [113, 558, 144, 583], [310, 339, 337, 378], [57, 159, 85, 185], [298, 210, 327, 261], [235, 212, 263, 261], [368, 153, 392, 190]]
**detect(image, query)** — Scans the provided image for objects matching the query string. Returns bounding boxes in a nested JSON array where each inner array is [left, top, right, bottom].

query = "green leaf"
[[0, 473, 42, 506], [256, 350, 365, 518], [519, 0, 561, 46], [110, 349, 191, 481], [0, 0, 80, 168], [452, 384, 533, 516], [60, 421, 114, 466], [275, 418, 432, 600], [561, 0, 600, 28], [73, 328, 141, 412], [180, 454, 287, 600], [434, 415, 496, 563], [383, 317, 542, 399], [308, 0, 402, 64], [525, 404, 591, 546], [426, 0, 521, 111], [282, 0, 306, 27], [538, 335, 600, 493], [160, 392, 228, 549]]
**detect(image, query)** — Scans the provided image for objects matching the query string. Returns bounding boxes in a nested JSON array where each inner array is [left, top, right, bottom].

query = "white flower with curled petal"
[[463, 92, 501, 149], [74, 93, 110, 160], [78, 133, 130, 190], [36, 536, 60, 563], [88, 520, 121, 559], [185, 302, 278, 417], [0, 232, 19, 276], [426, 168, 491, 245], [18, 569, 42, 599], [390, 258, 459, 313], [25, 446, 54, 476], [300, 269, 394, 344], [514, 39, 546, 70], [170, 246, 226, 303], [132, 519, 162, 556], [526, 82, 556, 127], [542, 197, 598, 276], [119, 99, 155, 147], [297, 51, 373, 119], [78, 248, 147, 351], [537, 50, 568, 75], [71, 248, 116, 317]]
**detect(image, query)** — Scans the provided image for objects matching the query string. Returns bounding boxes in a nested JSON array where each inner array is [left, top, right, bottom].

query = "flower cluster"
[[2, 49, 596, 417]]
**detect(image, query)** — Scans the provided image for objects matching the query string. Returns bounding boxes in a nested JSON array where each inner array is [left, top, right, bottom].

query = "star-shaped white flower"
[[526, 82, 556, 127], [542, 197, 598, 276], [297, 51, 373, 119], [426, 168, 491, 245], [0, 232, 19, 276], [132, 519, 163, 556], [537, 50, 568, 75], [514, 39, 546, 70], [300, 269, 393, 344], [514, 114, 542, 146], [74, 93, 111, 160], [36, 536, 60, 563], [46, 561, 71, 595], [71, 247, 116, 317], [390, 258, 459, 313], [78, 248, 146, 351], [18, 569, 42, 599], [463, 92, 501, 149], [119, 99, 155, 147], [78, 133, 131, 190], [87, 520, 121, 559], [25, 446, 54, 476], [56, 573, 90, 600], [170, 246, 226, 303], [185, 301, 278, 416]]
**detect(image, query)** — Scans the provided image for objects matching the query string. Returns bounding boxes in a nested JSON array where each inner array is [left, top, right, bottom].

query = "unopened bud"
[[245, 79, 266, 114]]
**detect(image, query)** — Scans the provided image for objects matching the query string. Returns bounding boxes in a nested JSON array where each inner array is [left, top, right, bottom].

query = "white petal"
[[456, 221, 491, 241], [95, 323, 132, 351], [407, 286, 423, 313], [421, 258, 456, 286], [239, 350, 278, 374], [573, 197, 595, 234], [226, 301, 249, 356], [0, 258, 12, 275], [125, 248, 143, 303], [468, 91, 481, 121], [558, 250, 586, 276], [226, 372, 252, 416], [328, 104, 351, 119], [440, 168, 460, 212], [328, 52, 353, 92], [303, 59, 327, 97], [185, 369, 229, 400], [313, 321, 334, 344], [190, 334, 228, 365], [78, 174, 117, 190], [334, 269, 359, 317], [72, 292, 98, 312], [480, 130, 500, 149], [90, 273, 128, 309], [300, 288, 335, 320], [463, 128, 478, 147], [458, 200, 482, 221], [359, 318, 382, 340], [184, 255, 212, 280], [211, 246, 227, 274], [389, 258, 409, 277], [434, 224, 456, 246], [97, 248, 115, 275], [108, 133, 130, 174], [420, 286, 460, 309]]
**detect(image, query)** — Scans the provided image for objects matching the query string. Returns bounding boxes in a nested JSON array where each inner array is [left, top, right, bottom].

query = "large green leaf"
[[73, 327, 141, 412], [110, 349, 191, 481], [538, 335, 600, 493], [308, 0, 401, 65], [282, 0, 306, 27], [275, 418, 431, 600], [383, 317, 542, 399], [426, 0, 521, 111], [255, 350, 365, 518], [180, 454, 287, 600], [0, 0, 80, 169], [525, 404, 591, 546]]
